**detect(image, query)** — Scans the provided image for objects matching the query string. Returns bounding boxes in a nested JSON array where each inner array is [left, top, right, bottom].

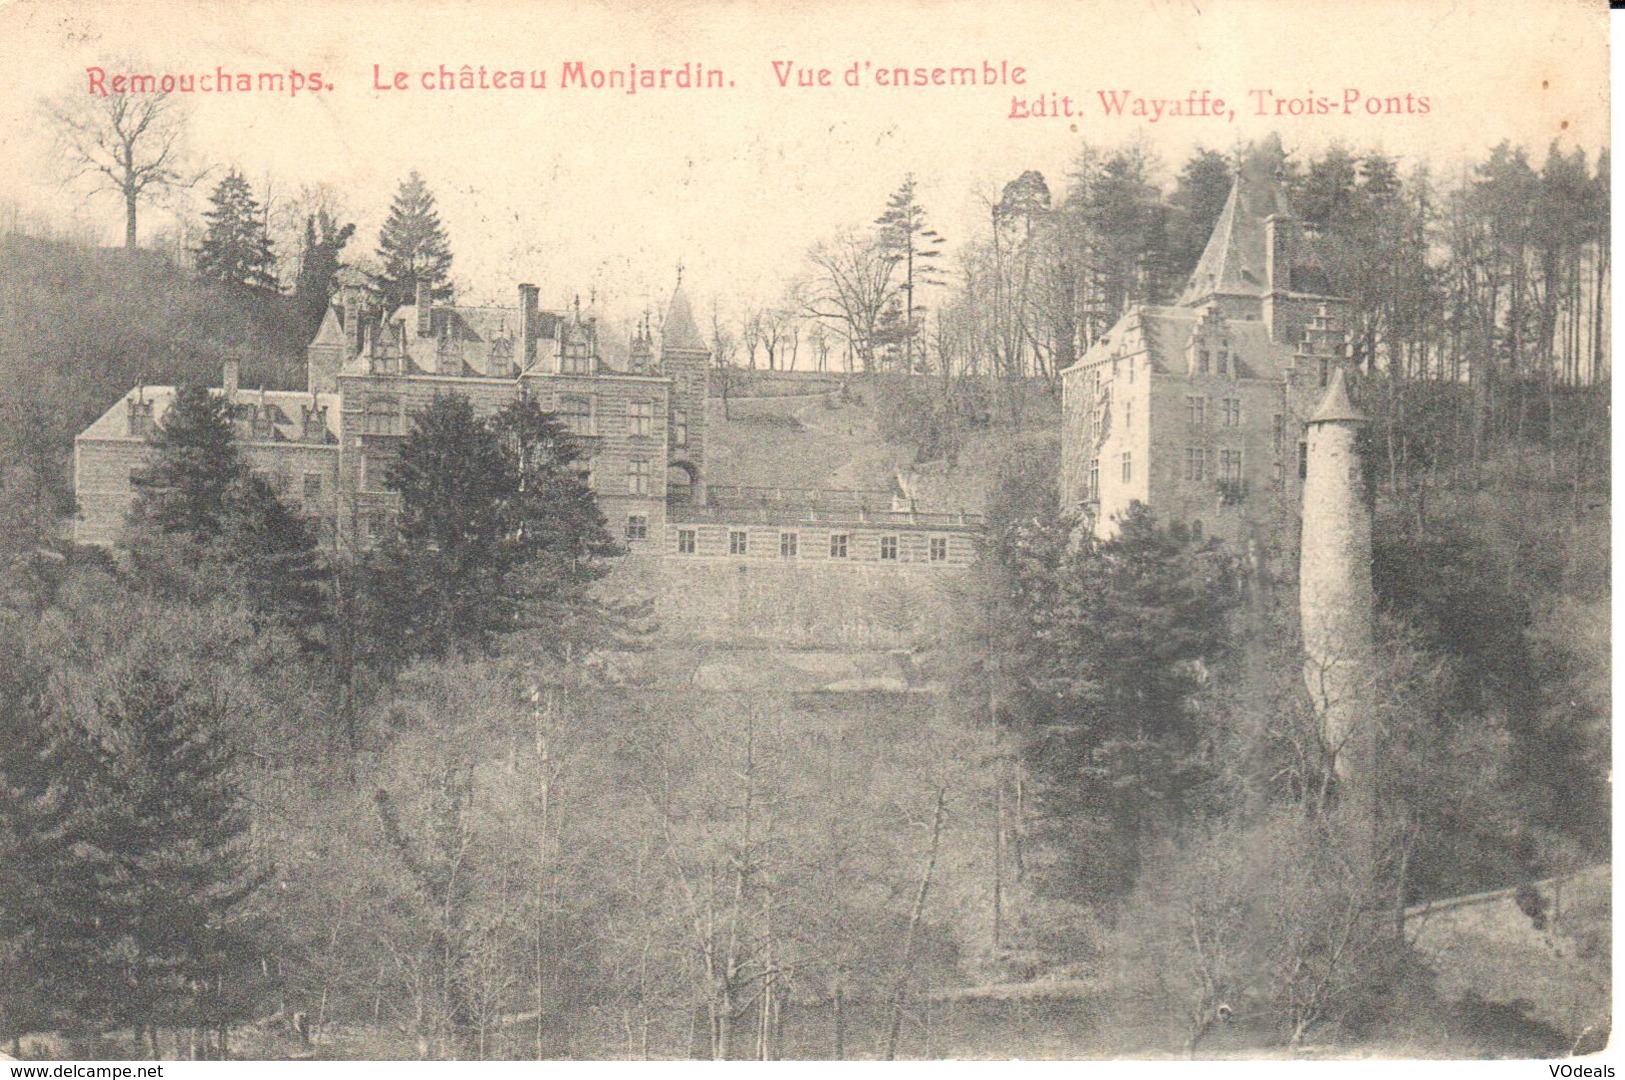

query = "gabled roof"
[[662, 284, 707, 352]]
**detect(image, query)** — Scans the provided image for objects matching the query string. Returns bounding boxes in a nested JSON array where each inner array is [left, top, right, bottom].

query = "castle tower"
[[1299, 367, 1374, 798], [661, 280, 710, 506]]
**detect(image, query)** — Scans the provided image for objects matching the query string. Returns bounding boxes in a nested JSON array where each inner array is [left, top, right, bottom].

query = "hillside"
[[706, 373, 1060, 512], [0, 235, 310, 515]]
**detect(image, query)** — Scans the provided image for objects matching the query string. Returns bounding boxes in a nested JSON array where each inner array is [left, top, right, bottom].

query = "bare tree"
[[804, 228, 900, 375], [42, 87, 199, 250]]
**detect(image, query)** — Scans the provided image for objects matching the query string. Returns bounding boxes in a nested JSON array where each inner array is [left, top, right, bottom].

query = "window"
[[830, 533, 848, 558], [880, 535, 899, 560], [128, 400, 155, 437], [1222, 398, 1242, 427], [1319, 357, 1331, 388], [303, 473, 323, 500], [1298, 441, 1309, 480], [729, 530, 749, 556], [1124, 399, 1132, 432], [1127, 357, 1135, 384], [1121, 452, 1132, 482], [626, 514, 648, 540], [677, 528, 697, 554], [1198, 349, 1211, 374], [303, 405, 328, 442], [673, 410, 688, 447], [628, 401, 653, 437], [1088, 457, 1099, 498], [559, 394, 593, 436], [1272, 413, 1285, 454], [1192, 519, 1204, 540], [1220, 449, 1244, 481], [780, 532, 798, 558], [1218, 346, 1230, 375], [1273, 460, 1286, 488], [1185, 447, 1206, 481], [929, 537, 948, 562], [627, 458, 651, 496], [1187, 395, 1207, 425], [362, 398, 399, 436]]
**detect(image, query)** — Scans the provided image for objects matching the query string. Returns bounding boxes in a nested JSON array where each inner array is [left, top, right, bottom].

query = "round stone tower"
[[1299, 367, 1374, 788]]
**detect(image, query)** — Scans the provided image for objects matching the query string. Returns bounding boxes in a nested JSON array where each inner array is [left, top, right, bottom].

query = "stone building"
[[1059, 134, 1354, 563], [74, 279, 983, 586]]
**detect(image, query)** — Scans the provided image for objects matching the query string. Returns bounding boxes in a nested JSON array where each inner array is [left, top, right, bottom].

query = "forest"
[[0, 119, 1610, 1058]]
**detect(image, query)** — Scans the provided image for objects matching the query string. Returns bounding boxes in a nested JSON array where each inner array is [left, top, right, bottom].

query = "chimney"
[[341, 287, 363, 357], [416, 279, 433, 336], [1264, 214, 1292, 295], [223, 357, 240, 399], [517, 283, 540, 372]]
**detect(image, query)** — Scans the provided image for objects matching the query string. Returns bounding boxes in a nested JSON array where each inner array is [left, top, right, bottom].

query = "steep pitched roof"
[[662, 284, 707, 352], [1178, 134, 1296, 304]]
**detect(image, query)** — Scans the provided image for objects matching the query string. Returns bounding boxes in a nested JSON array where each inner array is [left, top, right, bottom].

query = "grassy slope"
[[705, 377, 1060, 512]]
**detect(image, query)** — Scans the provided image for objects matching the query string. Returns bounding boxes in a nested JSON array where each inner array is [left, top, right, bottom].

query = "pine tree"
[[375, 171, 454, 312], [294, 209, 356, 336], [363, 394, 619, 665], [130, 386, 243, 541], [20, 656, 263, 1047], [0, 629, 60, 1047], [874, 174, 946, 373], [195, 170, 278, 293], [129, 388, 326, 638]]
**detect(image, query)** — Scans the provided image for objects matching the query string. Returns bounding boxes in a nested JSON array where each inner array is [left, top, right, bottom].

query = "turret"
[[1299, 367, 1374, 800]]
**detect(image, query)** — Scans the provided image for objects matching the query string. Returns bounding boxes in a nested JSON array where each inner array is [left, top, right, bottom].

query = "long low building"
[[73, 279, 984, 574]]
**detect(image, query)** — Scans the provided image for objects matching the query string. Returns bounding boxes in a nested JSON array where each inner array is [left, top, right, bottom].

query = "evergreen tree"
[[874, 174, 946, 373], [364, 394, 619, 665], [129, 386, 243, 540], [129, 388, 325, 637], [294, 209, 356, 336], [375, 171, 454, 312], [21, 656, 263, 1047], [195, 170, 277, 293], [1165, 148, 1234, 286], [1004, 504, 1239, 902], [0, 628, 59, 1048]]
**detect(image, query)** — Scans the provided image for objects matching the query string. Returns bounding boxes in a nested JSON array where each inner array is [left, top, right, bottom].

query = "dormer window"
[[128, 399, 155, 438]]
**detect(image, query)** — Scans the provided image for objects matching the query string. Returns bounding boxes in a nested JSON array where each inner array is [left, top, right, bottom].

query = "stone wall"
[[608, 552, 973, 650]]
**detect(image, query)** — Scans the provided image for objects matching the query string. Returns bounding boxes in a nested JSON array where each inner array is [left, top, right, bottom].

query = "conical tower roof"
[[1307, 367, 1367, 424], [662, 283, 707, 352]]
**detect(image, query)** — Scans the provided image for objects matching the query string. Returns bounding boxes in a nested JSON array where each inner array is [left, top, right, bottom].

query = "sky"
[[0, 0, 1608, 330]]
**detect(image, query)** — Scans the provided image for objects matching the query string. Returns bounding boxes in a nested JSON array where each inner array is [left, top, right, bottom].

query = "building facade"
[[1060, 134, 1355, 563], [74, 280, 983, 573]]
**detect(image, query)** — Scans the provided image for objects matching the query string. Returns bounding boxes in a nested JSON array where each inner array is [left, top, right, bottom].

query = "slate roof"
[[662, 284, 707, 352], [78, 387, 343, 442]]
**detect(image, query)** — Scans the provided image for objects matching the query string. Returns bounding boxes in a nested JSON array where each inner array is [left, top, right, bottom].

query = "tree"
[[1166, 148, 1234, 285], [804, 229, 899, 375], [129, 387, 243, 541], [294, 208, 355, 335], [128, 387, 325, 636], [42, 87, 197, 250], [12, 644, 263, 1055], [196, 170, 278, 293], [1002, 504, 1240, 901], [874, 175, 946, 374], [364, 394, 618, 665], [376, 171, 455, 312]]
